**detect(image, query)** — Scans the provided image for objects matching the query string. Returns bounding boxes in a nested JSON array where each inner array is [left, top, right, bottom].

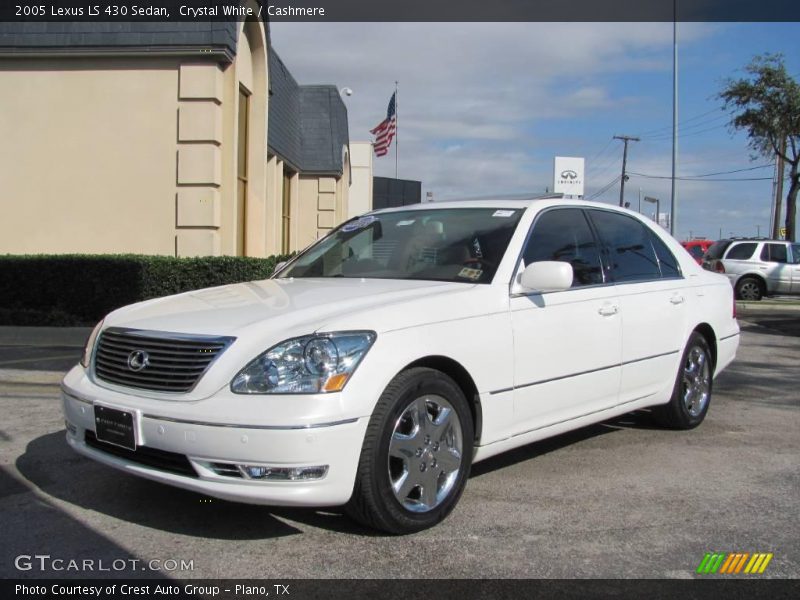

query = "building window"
[[237, 86, 250, 256], [282, 170, 292, 254]]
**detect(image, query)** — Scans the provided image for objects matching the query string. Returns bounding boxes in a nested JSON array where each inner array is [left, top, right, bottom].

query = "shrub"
[[0, 254, 293, 326]]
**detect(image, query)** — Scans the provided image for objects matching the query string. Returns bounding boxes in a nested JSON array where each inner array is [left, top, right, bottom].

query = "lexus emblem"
[[127, 350, 150, 372], [560, 169, 578, 180]]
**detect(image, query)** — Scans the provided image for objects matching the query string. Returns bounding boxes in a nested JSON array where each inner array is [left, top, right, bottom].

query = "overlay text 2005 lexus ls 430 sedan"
[[61, 199, 739, 533]]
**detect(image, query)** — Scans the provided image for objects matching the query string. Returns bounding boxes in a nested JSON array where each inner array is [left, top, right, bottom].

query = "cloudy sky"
[[271, 22, 800, 241]]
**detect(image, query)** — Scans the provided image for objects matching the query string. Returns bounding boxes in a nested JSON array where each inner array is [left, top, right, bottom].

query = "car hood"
[[104, 277, 473, 338]]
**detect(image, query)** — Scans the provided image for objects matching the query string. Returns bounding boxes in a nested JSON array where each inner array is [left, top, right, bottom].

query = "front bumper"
[[61, 366, 369, 507]]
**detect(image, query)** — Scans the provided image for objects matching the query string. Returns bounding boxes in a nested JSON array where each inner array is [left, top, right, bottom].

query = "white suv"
[[702, 238, 800, 301]]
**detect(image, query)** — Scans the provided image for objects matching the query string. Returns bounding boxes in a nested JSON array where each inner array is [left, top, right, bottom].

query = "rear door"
[[760, 243, 792, 294], [792, 244, 800, 294], [587, 209, 688, 404]]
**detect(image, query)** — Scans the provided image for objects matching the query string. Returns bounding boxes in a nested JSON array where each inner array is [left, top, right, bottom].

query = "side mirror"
[[517, 261, 573, 293], [272, 261, 287, 276]]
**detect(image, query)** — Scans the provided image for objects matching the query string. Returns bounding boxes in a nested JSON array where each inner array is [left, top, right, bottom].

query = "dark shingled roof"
[[299, 85, 350, 175], [268, 51, 349, 176], [267, 50, 303, 172], [0, 20, 348, 175], [0, 21, 241, 61]]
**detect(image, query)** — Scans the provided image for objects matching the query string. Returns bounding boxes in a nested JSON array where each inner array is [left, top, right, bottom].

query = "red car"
[[681, 239, 714, 264]]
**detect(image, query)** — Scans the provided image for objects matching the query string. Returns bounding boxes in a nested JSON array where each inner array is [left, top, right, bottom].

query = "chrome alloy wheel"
[[682, 346, 711, 417], [387, 395, 464, 513]]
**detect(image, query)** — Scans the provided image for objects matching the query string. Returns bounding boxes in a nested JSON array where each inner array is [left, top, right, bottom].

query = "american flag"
[[371, 92, 396, 157]]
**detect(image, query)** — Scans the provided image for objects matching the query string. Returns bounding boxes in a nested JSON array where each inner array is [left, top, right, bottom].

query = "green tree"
[[719, 54, 800, 241]]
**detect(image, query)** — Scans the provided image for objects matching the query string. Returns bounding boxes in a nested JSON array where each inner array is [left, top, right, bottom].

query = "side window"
[[793, 245, 800, 264], [588, 210, 661, 283], [522, 208, 604, 287], [650, 231, 682, 278], [760, 243, 788, 264], [725, 243, 757, 260]]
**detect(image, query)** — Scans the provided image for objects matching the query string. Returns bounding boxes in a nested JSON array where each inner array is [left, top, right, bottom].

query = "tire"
[[653, 332, 713, 430], [735, 276, 764, 301], [346, 367, 474, 534]]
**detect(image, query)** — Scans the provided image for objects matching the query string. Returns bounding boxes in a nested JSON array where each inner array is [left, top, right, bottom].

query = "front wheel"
[[346, 367, 474, 534], [653, 332, 713, 429]]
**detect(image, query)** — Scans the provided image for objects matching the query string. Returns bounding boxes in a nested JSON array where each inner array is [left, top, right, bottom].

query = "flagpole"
[[394, 81, 398, 179]]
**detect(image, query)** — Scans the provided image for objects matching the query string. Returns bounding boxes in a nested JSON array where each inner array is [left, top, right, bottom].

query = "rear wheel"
[[735, 276, 764, 301], [653, 332, 713, 429], [346, 367, 473, 534]]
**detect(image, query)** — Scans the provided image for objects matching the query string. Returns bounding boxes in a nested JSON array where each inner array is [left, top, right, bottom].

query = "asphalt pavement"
[[0, 307, 798, 579]]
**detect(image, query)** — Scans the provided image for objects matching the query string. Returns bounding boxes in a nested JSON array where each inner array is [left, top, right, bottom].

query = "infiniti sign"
[[127, 350, 150, 372], [553, 156, 585, 197]]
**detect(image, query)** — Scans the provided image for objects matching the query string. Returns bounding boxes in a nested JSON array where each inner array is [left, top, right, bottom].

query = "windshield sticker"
[[341, 215, 378, 232], [492, 210, 516, 218], [396, 220, 415, 226], [458, 267, 483, 281]]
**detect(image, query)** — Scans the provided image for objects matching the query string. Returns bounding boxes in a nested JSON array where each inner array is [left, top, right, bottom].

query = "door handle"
[[670, 295, 685, 305], [598, 304, 618, 316]]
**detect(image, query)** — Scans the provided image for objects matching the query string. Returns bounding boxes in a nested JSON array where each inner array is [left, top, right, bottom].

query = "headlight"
[[230, 331, 376, 394], [80, 319, 104, 368]]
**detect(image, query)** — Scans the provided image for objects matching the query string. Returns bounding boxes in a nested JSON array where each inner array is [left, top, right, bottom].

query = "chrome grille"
[[94, 328, 235, 393]]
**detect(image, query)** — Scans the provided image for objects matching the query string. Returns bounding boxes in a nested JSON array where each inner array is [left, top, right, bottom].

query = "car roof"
[[367, 197, 634, 215], [723, 238, 786, 243]]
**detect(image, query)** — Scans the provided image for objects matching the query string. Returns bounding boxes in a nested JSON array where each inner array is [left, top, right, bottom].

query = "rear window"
[[760, 243, 788, 263], [650, 232, 682, 278], [705, 240, 732, 260], [725, 242, 758, 260]]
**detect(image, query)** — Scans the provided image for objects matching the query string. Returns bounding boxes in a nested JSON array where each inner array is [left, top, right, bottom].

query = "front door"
[[511, 208, 622, 432]]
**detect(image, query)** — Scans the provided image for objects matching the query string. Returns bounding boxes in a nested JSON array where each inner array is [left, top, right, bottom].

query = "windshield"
[[279, 208, 524, 284]]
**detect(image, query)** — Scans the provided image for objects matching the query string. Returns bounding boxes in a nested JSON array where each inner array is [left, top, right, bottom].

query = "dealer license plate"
[[94, 405, 137, 451]]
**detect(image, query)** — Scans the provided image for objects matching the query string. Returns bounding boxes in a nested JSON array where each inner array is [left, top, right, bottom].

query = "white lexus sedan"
[[61, 199, 739, 533]]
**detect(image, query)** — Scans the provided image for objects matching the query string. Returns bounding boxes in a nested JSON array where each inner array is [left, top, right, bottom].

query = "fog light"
[[245, 466, 270, 479], [65, 420, 77, 436], [239, 464, 329, 481]]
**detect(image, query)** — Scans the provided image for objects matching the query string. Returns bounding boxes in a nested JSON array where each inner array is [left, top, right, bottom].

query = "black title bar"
[[1, 0, 800, 22], [4, 579, 800, 600]]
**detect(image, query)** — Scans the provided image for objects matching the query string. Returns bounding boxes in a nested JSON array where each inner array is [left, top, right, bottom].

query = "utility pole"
[[670, 8, 679, 236], [772, 137, 786, 239], [614, 135, 640, 207]]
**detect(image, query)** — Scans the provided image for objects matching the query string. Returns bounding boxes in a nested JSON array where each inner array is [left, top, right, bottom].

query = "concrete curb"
[[736, 302, 800, 313], [0, 369, 66, 385]]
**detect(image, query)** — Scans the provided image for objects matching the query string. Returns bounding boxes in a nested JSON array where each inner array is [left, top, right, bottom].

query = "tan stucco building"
[[0, 13, 358, 258]]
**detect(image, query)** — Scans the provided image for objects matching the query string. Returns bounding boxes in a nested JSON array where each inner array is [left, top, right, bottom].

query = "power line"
[[628, 171, 775, 182], [642, 122, 728, 142], [586, 138, 616, 164], [635, 107, 722, 138], [587, 175, 622, 200], [628, 164, 770, 179], [586, 153, 621, 178], [641, 115, 728, 140]]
